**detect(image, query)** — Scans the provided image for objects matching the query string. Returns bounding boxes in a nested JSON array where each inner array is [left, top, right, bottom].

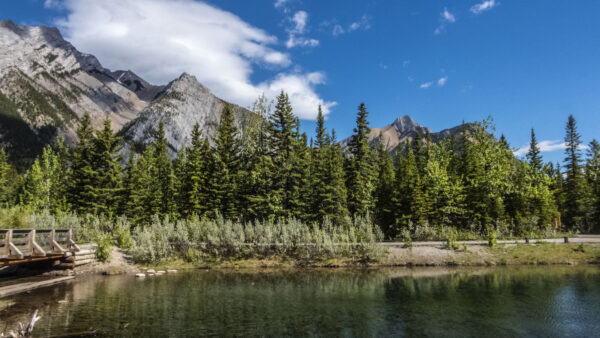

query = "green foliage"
[[445, 229, 459, 250], [96, 233, 112, 262], [488, 230, 497, 247]]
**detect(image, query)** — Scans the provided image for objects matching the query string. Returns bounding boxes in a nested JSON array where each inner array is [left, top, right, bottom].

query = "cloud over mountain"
[[52, 0, 334, 119]]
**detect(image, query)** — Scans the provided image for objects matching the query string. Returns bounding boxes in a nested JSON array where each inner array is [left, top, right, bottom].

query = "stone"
[[135, 273, 146, 278]]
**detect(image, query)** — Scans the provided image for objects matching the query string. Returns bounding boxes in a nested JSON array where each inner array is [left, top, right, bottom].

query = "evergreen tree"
[[526, 128, 543, 171], [346, 102, 375, 216], [585, 139, 600, 231], [393, 143, 427, 231], [563, 115, 586, 228], [153, 121, 178, 219], [69, 112, 97, 214], [93, 119, 124, 216], [267, 91, 298, 218], [0, 149, 17, 205], [374, 138, 396, 237], [214, 104, 241, 219]]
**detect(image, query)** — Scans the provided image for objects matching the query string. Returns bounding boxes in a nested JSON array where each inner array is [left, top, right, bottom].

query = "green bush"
[[488, 230, 497, 247], [445, 229, 459, 250], [96, 233, 112, 262]]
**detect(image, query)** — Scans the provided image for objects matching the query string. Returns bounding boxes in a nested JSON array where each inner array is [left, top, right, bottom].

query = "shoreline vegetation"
[[1, 92, 600, 274]]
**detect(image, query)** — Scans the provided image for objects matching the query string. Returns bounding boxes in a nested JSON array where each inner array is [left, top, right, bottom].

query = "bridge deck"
[[0, 229, 80, 267]]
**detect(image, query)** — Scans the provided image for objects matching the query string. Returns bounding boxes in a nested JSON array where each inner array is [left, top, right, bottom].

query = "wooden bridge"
[[0, 229, 80, 266]]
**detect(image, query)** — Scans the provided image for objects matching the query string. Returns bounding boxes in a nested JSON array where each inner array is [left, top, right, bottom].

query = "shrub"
[[488, 230, 497, 247], [96, 233, 112, 262], [445, 229, 459, 250]]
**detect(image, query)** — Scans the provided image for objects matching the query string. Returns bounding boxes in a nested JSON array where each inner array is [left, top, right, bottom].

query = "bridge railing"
[[0, 229, 80, 260]]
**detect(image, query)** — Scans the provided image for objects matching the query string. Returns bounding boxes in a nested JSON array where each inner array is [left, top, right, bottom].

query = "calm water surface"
[[1, 267, 600, 337]]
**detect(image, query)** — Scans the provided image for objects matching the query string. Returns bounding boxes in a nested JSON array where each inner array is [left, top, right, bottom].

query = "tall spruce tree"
[[93, 119, 124, 216], [585, 139, 600, 231], [153, 121, 178, 219], [374, 138, 396, 237], [346, 102, 375, 216], [394, 143, 427, 230], [527, 128, 543, 171], [267, 91, 297, 218], [563, 115, 586, 228], [69, 112, 97, 214], [214, 104, 241, 219]]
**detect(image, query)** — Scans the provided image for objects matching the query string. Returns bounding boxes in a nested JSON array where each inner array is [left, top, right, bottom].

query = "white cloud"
[[331, 15, 370, 36], [274, 0, 288, 8], [332, 24, 345, 36], [403, 60, 410, 68], [285, 10, 319, 48], [470, 0, 498, 15], [437, 76, 448, 86], [291, 10, 307, 33], [514, 140, 588, 157], [435, 8, 456, 35], [420, 82, 433, 89], [54, 0, 333, 119], [349, 15, 371, 31], [442, 8, 456, 23]]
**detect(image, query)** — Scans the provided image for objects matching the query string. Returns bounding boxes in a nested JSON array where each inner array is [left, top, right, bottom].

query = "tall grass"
[[0, 207, 385, 264]]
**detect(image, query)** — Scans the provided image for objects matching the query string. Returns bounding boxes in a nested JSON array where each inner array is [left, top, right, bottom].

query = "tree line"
[[0, 91, 598, 238]]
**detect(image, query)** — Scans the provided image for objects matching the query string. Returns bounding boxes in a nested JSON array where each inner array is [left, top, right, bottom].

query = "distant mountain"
[[119, 72, 256, 156], [0, 20, 253, 166], [340, 115, 466, 153]]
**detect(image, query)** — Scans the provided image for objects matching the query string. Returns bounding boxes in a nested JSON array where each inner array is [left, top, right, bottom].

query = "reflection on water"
[[1, 267, 600, 337]]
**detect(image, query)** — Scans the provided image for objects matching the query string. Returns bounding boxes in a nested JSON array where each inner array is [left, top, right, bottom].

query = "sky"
[[1, 0, 600, 163]]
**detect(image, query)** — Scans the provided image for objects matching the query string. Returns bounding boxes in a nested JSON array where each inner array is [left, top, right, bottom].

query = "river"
[[1, 266, 599, 337]]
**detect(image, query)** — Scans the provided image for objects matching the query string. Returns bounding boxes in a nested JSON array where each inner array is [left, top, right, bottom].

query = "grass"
[[489, 242, 600, 265]]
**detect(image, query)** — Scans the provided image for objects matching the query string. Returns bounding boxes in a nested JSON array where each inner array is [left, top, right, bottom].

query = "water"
[[2, 267, 600, 337]]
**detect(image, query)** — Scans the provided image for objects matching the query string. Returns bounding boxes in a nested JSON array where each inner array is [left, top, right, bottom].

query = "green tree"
[[393, 143, 427, 231], [153, 121, 178, 219], [526, 128, 543, 171], [374, 137, 396, 237], [563, 115, 586, 228], [92, 119, 124, 216], [0, 149, 17, 205], [585, 139, 600, 231], [214, 104, 241, 219], [68, 112, 97, 214], [346, 102, 375, 216]]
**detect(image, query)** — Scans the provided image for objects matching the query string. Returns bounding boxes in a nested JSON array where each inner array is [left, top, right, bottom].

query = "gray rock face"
[[340, 115, 466, 154], [0, 20, 252, 163], [119, 73, 253, 157]]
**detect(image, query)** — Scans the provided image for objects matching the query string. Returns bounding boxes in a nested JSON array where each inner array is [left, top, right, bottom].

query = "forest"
[[0, 91, 598, 256]]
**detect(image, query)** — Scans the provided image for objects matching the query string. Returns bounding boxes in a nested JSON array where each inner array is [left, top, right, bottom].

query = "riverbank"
[[137, 240, 600, 271]]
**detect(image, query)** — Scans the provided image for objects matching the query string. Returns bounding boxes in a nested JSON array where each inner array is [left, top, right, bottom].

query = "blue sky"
[[2, 0, 599, 163]]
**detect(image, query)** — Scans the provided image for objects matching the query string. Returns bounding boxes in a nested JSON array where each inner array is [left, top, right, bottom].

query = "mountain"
[[340, 115, 466, 153], [119, 72, 257, 156], [0, 20, 253, 166]]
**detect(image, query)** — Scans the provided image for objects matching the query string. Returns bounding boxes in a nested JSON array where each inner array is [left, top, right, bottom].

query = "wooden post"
[[525, 238, 529, 244], [50, 229, 66, 254], [5, 230, 24, 259], [67, 229, 80, 252], [28, 229, 46, 257], [564, 236, 569, 243]]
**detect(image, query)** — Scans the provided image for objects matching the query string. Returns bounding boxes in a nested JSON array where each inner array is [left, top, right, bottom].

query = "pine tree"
[[563, 115, 586, 228], [346, 102, 375, 216], [214, 104, 241, 219], [585, 139, 600, 231], [20, 145, 68, 213], [393, 143, 427, 230], [374, 138, 396, 237], [153, 121, 178, 219], [526, 128, 543, 171], [267, 91, 298, 218], [69, 112, 97, 214], [0, 149, 17, 205], [93, 119, 124, 216]]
